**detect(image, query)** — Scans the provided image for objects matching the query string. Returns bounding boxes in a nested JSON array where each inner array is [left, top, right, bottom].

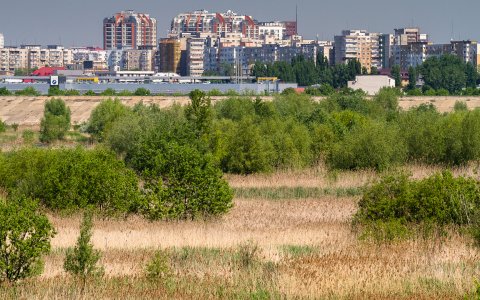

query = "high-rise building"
[[0, 33, 4, 49], [158, 38, 187, 74], [334, 30, 381, 71], [187, 38, 206, 76], [103, 10, 157, 50], [379, 34, 394, 68], [171, 10, 257, 39]]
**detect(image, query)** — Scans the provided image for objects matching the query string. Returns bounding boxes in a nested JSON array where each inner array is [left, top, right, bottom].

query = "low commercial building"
[[348, 75, 395, 95]]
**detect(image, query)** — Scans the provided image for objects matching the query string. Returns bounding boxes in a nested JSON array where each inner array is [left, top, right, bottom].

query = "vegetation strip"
[[233, 186, 362, 199]]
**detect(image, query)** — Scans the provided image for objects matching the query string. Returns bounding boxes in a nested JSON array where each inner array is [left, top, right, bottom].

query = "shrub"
[[328, 121, 406, 171], [11, 123, 18, 132], [86, 98, 130, 141], [39, 98, 71, 143], [145, 251, 172, 283], [454, 101, 468, 112], [0, 147, 140, 214], [0, 120, 6, 133], [134, 88, 151, 96], [0, 198, 55, 283], [100, 88, 116, 96], [84, 90, 96, 96], [21, 129, 35, 144], [0, 87, 12, 96], [236, 241, 260, 268], [64, 210, 103, 290], [116, 90, 133, 96], [48, 86, 64, 96], [354, 171, 480, 226], [64, 89, 80, 96], [14, 87, 40, 96], [221, 118, 272, 174], [141, 143, 233, 220], [281, 87, 297, 95], [207, 89, 223, 96]]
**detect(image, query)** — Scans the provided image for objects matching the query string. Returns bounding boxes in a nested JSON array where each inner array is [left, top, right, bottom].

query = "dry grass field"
[[1, 165, 479, 299], [1, 95, 480, 127]]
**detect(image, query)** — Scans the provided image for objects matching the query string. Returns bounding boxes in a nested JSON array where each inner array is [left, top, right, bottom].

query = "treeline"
[[252, 55, 362, 87], [3, 89, 480, 217], [92, 89, 480, 175], [253, 54, 480, 94]]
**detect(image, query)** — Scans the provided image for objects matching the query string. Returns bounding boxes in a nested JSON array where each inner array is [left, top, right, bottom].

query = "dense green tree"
[[407, 66, 417, 90], [86, 98, 131, 141], [391, 65, 402, 87], [420, 55, 468, 94], [39, 98, 71, 143], [142, 143, 233, 220], [0, 198, 55, 283]]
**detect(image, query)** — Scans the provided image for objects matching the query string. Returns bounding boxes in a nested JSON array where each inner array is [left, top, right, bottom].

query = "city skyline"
[[0, 0, 478, 47]]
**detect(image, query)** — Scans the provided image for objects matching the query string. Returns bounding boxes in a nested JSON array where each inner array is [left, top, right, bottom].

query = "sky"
[[0, 0, 477, 47]]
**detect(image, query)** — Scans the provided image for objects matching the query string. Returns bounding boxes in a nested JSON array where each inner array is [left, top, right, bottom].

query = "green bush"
[[0, 198, 55, 283], [221, 118, 272, 174], [141, 143, 233, 220], [100, 88, 116, 96], [354, 171, 480, 226], [134, 88, 151, 96], [0, 147, 140, 214], [64, 89, 80, 96], [86, 98, 130, 141], [453, 101, 468, 112], [0, 87, 12, 96], [22, 129, 35, 144], [116, 90, 133, 96], [84, 90, 96, 96], [39, 98, 71, 143], [64, 210, 103, 287], [15, 87, 40, 96], [145, 251, 172, 282], [328, 121, 406, 171], [48, 86, 64, 96], [0, 119, 6, 133]]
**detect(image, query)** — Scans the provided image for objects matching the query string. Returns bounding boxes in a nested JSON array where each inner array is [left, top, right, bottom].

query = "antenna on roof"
[[295, 4, 298, 35]]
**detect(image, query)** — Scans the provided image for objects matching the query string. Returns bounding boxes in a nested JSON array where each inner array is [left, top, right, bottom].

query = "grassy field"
[[1, 165, 479, 299]]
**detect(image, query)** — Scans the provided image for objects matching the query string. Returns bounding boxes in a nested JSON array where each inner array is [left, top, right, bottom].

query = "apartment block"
[[394, 40, 480, 70], [158, 38, 187, 74], [187, 38, 206, 76], [0, 33, 4, 49], [103, 10, 157, 50], [121, 49, 155, 71], [334, 30, 381, 71], [171, 10, 257, 39]]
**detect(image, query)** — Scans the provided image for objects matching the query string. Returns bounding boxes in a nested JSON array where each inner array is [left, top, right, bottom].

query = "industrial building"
[[348, 75, 395, 95], [103, 10, 157, 50]]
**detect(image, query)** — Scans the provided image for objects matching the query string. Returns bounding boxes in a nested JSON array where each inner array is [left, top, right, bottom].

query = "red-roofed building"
[[31, 66, 65, 76]]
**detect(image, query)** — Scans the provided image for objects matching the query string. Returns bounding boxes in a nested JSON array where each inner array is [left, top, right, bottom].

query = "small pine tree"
[[64, 210, 103, 291]]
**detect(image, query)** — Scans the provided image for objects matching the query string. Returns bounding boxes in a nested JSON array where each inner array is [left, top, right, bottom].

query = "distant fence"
[[0, 82, 298, 95]]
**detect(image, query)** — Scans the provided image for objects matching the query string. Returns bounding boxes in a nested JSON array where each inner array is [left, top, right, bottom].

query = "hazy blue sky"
[[0, 0, 477, 47]]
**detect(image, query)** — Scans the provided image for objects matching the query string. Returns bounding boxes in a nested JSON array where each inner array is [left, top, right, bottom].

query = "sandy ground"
[[0, 95, 479, 127]]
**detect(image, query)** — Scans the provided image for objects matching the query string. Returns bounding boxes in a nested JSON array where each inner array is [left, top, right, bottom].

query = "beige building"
[[122, 49, 155, 71], [158, 38, 188, 74], [0, 45, 73, 72], [334, 30, 381, 72]]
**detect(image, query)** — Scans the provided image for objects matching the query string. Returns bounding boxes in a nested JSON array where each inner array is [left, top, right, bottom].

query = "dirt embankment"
[[0, 95, 479, 126]]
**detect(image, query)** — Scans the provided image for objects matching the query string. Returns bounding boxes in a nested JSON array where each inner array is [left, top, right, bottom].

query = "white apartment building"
[[0, 33, 4, 49], [258, 22, 285, 41], [187, 38, 206, 77]]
